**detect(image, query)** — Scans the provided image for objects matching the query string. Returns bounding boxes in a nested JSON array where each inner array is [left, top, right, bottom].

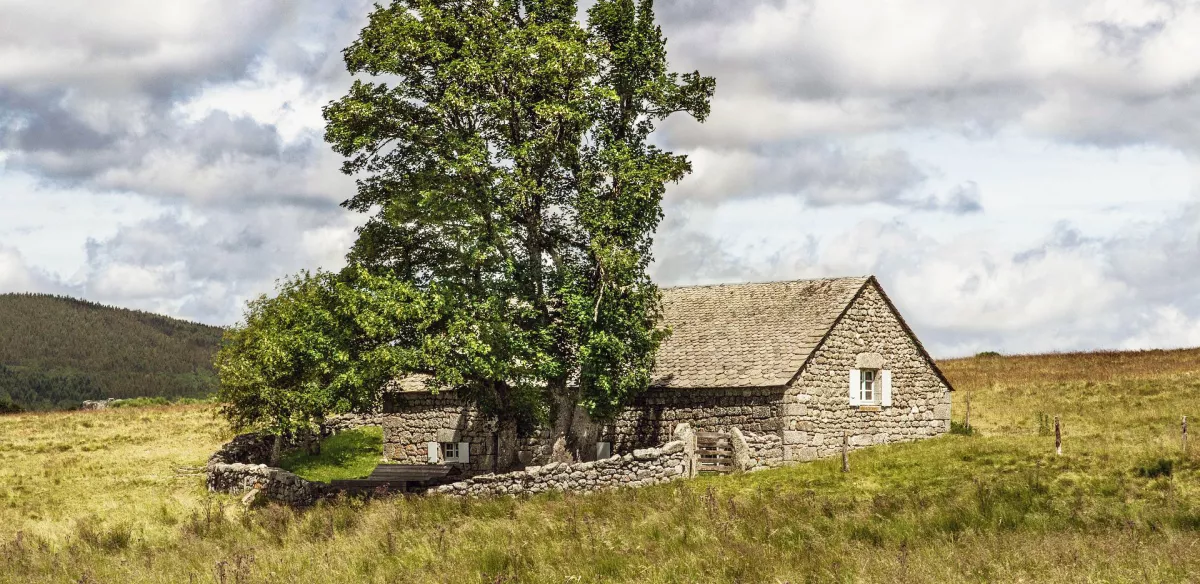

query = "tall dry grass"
[[1, 348, 1199, 583]]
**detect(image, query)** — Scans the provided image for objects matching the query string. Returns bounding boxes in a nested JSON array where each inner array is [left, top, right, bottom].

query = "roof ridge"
[[658, 275, 871, 291]]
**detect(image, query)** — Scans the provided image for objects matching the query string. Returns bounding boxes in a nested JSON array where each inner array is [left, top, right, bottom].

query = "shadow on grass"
[[279, 427, 383, 483]]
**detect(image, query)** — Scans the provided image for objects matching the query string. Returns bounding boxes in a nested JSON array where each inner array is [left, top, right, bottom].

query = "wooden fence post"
[[841, 431, 849, 473], [1183, 416, 1189, 453], [1054, 415, 1062, 456], [965, 387, 972, 430]]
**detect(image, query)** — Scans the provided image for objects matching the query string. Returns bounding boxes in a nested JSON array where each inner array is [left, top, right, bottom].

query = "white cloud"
[[0, 246, 35, 292], [1, 0, 1198, 359], [653, 198, 1200, 357]]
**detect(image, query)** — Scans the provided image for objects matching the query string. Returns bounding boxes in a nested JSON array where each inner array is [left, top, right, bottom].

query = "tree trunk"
[[270, 432, 283, 467], [309, 417, 323, 455], [496, 416, 520, 472], [548, 378, 580, 464]]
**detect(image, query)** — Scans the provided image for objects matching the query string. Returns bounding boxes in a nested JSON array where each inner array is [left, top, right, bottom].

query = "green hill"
[[0, 293, 224, 411]]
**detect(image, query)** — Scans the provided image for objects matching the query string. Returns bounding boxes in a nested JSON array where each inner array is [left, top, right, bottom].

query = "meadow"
[[2, 348, 1200, 583]]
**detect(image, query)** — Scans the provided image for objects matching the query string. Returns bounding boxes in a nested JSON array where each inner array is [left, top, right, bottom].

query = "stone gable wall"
[[379, 391, 501, 473], [781, 282, 951, 462]]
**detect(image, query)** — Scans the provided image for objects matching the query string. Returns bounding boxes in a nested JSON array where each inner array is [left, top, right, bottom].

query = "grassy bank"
[[1, 348, 1199, 582], [280, 427, 385, 482]]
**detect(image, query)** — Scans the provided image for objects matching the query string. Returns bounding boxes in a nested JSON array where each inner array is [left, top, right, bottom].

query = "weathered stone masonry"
[[347, 276, 954, 485], [605, 386, 785, 456], [206, 433, 329, 506], [781, 284, 952, 462], [432, 440, 690, 497]]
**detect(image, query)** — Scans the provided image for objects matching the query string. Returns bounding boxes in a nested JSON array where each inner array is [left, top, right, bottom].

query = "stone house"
[[369, 276, 953, 474]]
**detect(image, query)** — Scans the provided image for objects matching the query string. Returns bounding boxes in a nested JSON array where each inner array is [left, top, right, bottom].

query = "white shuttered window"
[[849, 368, 892, 407]]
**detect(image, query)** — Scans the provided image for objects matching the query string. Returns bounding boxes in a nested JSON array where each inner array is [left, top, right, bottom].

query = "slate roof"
[[650, 276, 869, 389]]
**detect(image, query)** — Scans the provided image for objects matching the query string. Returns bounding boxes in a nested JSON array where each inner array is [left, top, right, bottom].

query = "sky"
[[1, 0, 1199, 358]]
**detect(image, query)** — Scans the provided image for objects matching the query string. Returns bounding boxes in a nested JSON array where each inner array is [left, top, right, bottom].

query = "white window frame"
[[860, 368, 877, 403], [428, 441, 470, 463], [849, 368, 892, 407]]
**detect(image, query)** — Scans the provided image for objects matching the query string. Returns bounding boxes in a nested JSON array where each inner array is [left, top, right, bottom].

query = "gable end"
[[785, 276, 954, 392]]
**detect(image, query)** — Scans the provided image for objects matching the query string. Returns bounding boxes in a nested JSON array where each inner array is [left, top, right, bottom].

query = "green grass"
[[109, 395, 214, 409], [279, 427, 385, 482], [1, 348, 1200, 582]]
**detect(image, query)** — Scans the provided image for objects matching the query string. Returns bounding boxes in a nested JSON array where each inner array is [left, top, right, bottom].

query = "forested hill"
[[0, 293, 224, 411]]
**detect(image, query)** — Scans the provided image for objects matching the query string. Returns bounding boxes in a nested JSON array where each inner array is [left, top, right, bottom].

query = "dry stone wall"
[[604, 386, 786, 453], [431, 440, 689, 497], [781, 282, 952, 462], [734, 428, 783, 470], [205, 432, 329, 506]]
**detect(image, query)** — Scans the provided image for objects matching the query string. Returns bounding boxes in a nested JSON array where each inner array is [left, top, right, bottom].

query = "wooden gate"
[[696, 431, 734, 473]]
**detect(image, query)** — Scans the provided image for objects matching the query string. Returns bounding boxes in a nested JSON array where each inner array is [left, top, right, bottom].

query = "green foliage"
[[279, 427, 384, 483], [0, 293, 222, 410], [976, 350, 1002, 358], [1036, 411, 1055, 436], [0, 395, 23, 414], [0, 364, 102, 411], [312, 0, 714, 430], [215, 269, 427, 436]]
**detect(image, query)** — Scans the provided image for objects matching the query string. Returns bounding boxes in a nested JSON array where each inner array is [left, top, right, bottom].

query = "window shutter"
[[849, 369, 861, 405], [881, 370, 893, 407], [427, 442, 439, 463], [458, 442, 470, 464]]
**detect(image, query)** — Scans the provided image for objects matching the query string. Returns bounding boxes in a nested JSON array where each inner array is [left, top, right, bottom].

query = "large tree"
[[218, 0, 712, 462], [322, 0, 712, 460]]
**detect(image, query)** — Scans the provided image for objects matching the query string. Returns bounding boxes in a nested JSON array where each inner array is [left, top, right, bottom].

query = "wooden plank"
[[369, 468, 453, 478]]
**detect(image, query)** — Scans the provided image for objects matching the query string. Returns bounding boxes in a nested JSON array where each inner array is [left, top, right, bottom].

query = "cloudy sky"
[[2, 0, 1199, 357]]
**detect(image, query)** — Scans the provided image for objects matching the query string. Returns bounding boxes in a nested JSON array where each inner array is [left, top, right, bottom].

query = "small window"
[[860, 369, 877, 404], [441, 442, 459, 462], [596, 441, 612, 460]]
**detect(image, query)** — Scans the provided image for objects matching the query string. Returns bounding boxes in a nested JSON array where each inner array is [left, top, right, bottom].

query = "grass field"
[[2, 348, 1200, 583]]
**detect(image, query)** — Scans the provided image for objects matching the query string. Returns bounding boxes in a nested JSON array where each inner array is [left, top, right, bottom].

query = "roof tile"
[[650, 276, 868, 389]]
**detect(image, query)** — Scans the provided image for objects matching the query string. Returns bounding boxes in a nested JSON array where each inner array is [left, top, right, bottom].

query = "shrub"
[[1135, 457, 1174, 479], [950, 421, 977, 436], [975, 351, 1002, 358]]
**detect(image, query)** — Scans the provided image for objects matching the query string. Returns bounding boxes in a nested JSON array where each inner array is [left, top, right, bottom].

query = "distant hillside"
[[0, 294, 224, 411]]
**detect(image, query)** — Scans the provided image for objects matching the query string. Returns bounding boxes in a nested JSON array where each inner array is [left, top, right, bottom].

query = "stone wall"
[[431, 440, 689, 497], [603, 386, 786, 453], [781, 282, 952, 462], [379, 391, 505, 473], [732, 428, 783, 471], [205, 432, 329, 506], [324, 413, 392, 434], [207, 463, 328, 506], [372, 385, 789, 473]]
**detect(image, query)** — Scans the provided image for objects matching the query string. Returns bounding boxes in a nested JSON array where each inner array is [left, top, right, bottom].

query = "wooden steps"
[[696, 431, 734, 473], [329, 464, 462, 494]]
